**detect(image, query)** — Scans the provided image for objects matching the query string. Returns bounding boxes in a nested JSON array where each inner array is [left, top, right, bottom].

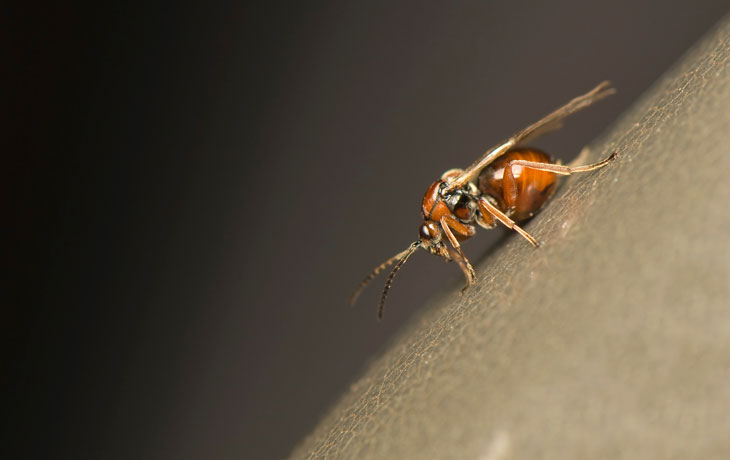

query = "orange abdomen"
[[477, 148, 557, 222]]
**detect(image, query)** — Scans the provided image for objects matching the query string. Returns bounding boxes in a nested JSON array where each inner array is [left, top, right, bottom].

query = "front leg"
[[447, 247, 476, 294], [439, 216, 477, 289]]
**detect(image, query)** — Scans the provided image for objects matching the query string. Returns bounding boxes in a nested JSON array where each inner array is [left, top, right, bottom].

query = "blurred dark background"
[[7, 2, 728, 459]]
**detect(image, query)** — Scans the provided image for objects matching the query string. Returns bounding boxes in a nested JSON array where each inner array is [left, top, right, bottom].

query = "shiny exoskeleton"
[[351, 82, 619, 319], [478, 148, 557, 222]]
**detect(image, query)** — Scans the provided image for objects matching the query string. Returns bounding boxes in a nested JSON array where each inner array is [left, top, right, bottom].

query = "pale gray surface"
[[292, 15, 730, 460]]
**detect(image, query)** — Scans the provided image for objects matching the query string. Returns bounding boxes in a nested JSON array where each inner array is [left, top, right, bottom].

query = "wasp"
[[351, 81, 618, 320]]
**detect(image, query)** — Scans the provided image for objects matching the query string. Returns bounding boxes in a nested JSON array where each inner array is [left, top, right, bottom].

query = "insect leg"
[[507, 152, 617, 176], [447, 247, 475, 293], [501, 163, 519, 210], [477, 197, 539, 247], [439, 216, 477, 285]]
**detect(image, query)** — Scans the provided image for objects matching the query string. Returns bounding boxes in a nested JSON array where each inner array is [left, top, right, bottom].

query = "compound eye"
[[419, 221, 440, 242], [419, 223, 431, 240]]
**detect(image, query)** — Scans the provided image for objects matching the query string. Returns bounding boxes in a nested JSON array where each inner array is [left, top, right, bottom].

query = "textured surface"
[[292, 16, 730, 460]]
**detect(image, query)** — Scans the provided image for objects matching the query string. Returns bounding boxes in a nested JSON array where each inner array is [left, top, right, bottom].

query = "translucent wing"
[[446, 81, 616, 191]]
